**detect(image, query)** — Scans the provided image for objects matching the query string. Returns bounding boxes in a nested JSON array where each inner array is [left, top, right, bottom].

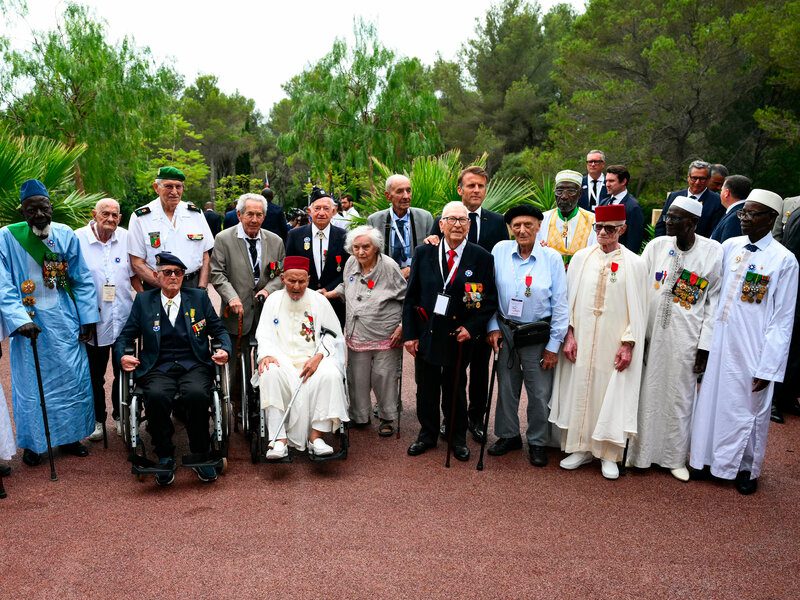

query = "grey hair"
[[710, 163, 729, 177], [385, 174, 410, 193], [687, 160, 711, 176], [94, 197, 120, 211], [586, 149, 606, 161], [345, 225, 383, 254], [441, 200, 468, 217], [236, 193, 268, 214]]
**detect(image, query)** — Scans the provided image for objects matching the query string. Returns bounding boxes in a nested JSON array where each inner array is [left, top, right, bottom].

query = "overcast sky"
[[3, 0, 585, 115]]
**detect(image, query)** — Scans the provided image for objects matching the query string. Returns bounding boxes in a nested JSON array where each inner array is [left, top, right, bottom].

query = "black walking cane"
[[476, 349, 500, 471], [445, 340, 466, 468], [396, 350, 403, 438], [31, 334, 57, 481], [619, 438, 630, 476], [91, 328, 108, 449]]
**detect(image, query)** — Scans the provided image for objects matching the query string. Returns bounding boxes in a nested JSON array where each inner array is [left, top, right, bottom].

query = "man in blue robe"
[[0, 179, 99, 466]]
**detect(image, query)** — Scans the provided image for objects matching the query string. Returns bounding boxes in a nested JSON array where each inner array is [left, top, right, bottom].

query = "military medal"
[[524, 275, 532, 298], [336, 255, 342, 272], [153, 319, 160, 332], [473, 283, 482, 308], [610, 262, 619, 283], [366, 279, 375, 298], [190, 308, 196, 323], [303, 236, 311, 251], [654, 271, 665, 289]]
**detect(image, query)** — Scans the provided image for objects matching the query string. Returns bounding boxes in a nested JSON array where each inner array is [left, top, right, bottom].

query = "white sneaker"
[[87, 422, 104, 442], [671, 467, 690, 482], [266, 440, 288, 460], [559, 451, 593, 470], [309, 437, 334, 456], [115, 419, 122, 437], [601, 459, 619, 480]]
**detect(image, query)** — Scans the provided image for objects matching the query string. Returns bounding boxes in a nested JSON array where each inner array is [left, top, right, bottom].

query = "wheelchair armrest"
[[124, 345, 135, 355], [211, 340, 223, 351], [249, 338, 258, 349]]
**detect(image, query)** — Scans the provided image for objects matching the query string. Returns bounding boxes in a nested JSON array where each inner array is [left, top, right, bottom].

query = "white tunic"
[[627, 235, 723, 469], [689, 234, 798, 479], [0, 311, 14, 460]]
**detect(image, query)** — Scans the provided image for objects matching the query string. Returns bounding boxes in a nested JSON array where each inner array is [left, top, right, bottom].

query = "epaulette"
[[186, 202, 201, 213], [134, 206, 151, 217]]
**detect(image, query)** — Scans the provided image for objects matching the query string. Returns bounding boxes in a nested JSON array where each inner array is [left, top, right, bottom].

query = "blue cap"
[[155, 252, 187, 270], [19, 179, 50, 202]]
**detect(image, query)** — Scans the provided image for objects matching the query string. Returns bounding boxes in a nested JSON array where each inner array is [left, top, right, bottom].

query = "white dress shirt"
[[161, 292, 182, 326], [311, 223, 331, 276]]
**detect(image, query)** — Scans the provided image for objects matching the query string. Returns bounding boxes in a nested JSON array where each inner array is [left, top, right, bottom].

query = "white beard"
[[31, 224, 51, 239]]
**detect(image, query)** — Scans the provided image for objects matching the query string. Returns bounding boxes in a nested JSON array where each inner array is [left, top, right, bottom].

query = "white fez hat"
[[745, 189, 782, 214], [555, 169, 583, 186], [670, 196, 702, 217]]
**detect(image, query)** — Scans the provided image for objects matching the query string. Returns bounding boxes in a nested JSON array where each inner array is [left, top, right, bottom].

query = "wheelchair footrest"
[[307, 447, 348, 463], [264, 453, 293, 464], [181, 453, 224, 469], [130, 455, 175, 476]]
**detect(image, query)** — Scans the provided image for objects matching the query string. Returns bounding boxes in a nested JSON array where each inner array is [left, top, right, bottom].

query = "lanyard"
[[391, 217, 407, 250], [92, 222, 114, 283], [438, 242, 460, 291]]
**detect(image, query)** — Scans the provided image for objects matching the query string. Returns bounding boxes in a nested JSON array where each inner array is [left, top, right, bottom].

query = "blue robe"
[[0, 222, 99, 453]]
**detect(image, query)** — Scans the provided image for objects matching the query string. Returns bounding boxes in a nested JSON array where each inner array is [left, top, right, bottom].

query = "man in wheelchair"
[[255, 256, 349, 460], [115, 252, 232, 486]]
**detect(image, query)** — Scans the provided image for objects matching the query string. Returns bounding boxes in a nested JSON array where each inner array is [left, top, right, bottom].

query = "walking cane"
[[476, 350, 499, 471], [0, 470, 6, 499], [445, 340, 465, 468], [619, 437, 630, 476], [91, 328, 108, 449], [396, 350, 403, 438], [31, 334, 57, 481]]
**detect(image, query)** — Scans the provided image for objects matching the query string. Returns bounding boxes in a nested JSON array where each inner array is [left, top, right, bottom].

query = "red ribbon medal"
[[336, 255, 342, 272], [524, 275, 532, 297], [610, 262, 619, 283]]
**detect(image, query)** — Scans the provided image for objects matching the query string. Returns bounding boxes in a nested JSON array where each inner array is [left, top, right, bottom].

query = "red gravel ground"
[[1, 309, 798, 598]]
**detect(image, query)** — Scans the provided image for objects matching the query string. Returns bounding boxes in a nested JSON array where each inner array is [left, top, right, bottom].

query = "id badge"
[[434, 293, 450, 316], [102, 283, 116, 302], [508, 298, 524, 318]]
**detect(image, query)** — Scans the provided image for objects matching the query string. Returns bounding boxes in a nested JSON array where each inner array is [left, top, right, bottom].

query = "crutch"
[[476, 350, 499, 471], [267, 326, 337, 449], [31, 334, 57, 481], [445, 340, 466, 468]]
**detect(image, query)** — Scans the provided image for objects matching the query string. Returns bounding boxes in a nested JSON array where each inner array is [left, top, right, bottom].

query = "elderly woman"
[[331, 225, 406, 436]]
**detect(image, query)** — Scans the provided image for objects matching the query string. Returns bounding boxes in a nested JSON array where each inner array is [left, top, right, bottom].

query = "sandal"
[[378, 419, 394, 437]]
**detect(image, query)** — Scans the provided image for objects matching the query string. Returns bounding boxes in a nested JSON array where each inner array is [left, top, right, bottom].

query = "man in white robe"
[[627, 197, 723, 481], [689, 189, 799, 495], [256, 256, 348, 459], [549, 204, 647, 480]]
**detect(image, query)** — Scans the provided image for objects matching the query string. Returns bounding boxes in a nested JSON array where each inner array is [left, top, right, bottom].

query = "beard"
[[31, 223, 51, 239]]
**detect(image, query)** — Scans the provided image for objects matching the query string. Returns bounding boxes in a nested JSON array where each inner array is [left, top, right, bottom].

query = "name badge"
[[508, 298, 524, 318], [102, 284, 116, 302], [434, 293, 450, 316]]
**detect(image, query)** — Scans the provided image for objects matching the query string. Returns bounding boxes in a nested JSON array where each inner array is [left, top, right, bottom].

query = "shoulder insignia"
[[134, 206, 151, 217], [186, 202, 201, 213]]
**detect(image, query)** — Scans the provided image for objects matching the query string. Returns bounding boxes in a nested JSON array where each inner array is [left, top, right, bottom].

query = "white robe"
[[549, 245, 647, 461], [627, 235, 723, 469], [0, 306, 17, 460], [255, 289, 348, 450], [689, 234, 798, 479]]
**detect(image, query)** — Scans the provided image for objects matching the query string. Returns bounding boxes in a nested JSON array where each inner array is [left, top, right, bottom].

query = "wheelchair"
[[118, 340, 232, 481]]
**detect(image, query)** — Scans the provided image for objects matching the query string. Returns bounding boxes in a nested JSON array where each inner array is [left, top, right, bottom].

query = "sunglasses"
[[160, 268, 185, 278], [594, 224, 622, 233]]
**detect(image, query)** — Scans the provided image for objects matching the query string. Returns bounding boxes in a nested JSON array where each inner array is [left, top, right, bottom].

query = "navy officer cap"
[[504, 203, 544, 224], [155, 252, 187, 270], [19, 179, 51, 203]]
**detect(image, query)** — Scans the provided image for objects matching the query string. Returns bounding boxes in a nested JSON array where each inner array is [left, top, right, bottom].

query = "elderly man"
[[286, 189, 349, 325], [331, 193, 360, 230], [115, 252, 231, 485], [549, 204, 647, 480], [128, 166, 214, 290], [486, 204, 568, 467], [711, 175, 752, 243], [689, 190, 798, 495], [367, 174, 434, 279], [538, 169, 597, 269], [579, 149, 607, 212], [0, 179, 99, 465], [76, 198, 137, 440], [255, 256, 349, 459], [627, 198, 723, 481], [654, 160, 724, 238], [403, 201, 497, 461], [598, 165, 644, 253]]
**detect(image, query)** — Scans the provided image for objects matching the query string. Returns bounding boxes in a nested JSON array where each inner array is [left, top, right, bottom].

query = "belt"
[[498, 314, 551, 329]]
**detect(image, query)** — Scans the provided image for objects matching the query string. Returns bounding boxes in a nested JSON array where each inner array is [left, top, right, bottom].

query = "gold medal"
[[741, 294, 748, 302]]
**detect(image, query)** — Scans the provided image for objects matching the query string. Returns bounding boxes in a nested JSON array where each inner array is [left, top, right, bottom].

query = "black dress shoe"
[[407, 441, 435, 456], [22, 448, 42, 466], [60, 441, 89, 457], [453, 445, 470, 462], [783, 399, 800, 416], [468, 419, 486, 443], [735, 470, 758, 495], [689, 466, 711, 481], [771, 404, 785, 424], [0, 464, 10, 477], [528, 445, 548, 467], [488, 435, 523, 456]]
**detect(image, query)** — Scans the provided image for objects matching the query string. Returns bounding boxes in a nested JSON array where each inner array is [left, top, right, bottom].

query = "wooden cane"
[[476, 350, 499, 471], [31, 335, 58, 481], [445, 340, 465, 468]]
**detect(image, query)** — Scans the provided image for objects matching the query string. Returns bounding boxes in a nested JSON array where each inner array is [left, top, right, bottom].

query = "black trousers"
[[416, 357, 469, 446], [138, 363, 212, 459], [85, 343, 121, 422], [465, 338, 492, 423]]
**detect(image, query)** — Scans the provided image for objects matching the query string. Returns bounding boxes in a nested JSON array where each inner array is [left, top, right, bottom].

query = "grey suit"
[[772, 195, 800, 242], [367, 207, 434, 262]]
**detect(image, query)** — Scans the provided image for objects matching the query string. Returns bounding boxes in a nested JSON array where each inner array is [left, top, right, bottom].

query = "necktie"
[[609, 196, 617, 205], [317, 231, 325, 273], [690, 195, 698, 200], [392, 220, 407, 265], [468, 213, 478, 243], [165, 299, 175, 325], [744, 243, 759, 252], [247, 238, 259, 280], [592, 179, 599, 208], [447, 249, 456, 271]]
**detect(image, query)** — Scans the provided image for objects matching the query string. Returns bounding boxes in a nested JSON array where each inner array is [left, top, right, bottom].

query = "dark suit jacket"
[[285, 223, 349, 291], [204, 210, 222, 237], [654, 188, 724, 238], [402, 241, 497, 367], [429, 208, 509, 253], [114, 288, 232, 378], [599, 192, 645, 253], [263, 201, 289, 242], [579, 175, 607, 211], [367, 207, 433, 258], [710, 201, 745, 243], [223, 209, 238, 230]]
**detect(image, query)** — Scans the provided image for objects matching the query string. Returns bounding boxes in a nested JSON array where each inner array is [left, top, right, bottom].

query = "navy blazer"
[[654, 188, 724, 238], [223, 209, 238, 229], [204, 210, 222, 237], [402, 241, 497, 367], [285, 223, 349, 291], [263, 201, 289, 242], [579, 175, 607, 211], [599, 193, 645, 253], [429, 207, 509, 253], [114, 288, 232, 378], [710, 202, 744, 243]]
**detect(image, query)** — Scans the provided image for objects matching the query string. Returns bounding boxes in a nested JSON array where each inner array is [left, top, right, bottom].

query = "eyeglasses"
[[554, 188, 580, 197], [688, 176, 708, 182], [586, 160, 605, 165], [594, 224, 622, 233], [441, 216, 469, 225], [160, 268, 185, 278], [737, 209, 773, 220], [663, 214, 687, 223]]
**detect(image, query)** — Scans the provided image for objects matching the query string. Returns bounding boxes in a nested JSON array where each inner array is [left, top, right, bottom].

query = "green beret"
[[156, 166, 185, 181]]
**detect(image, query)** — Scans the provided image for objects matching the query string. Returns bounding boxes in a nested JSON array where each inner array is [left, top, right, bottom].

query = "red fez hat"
[[283, 256, 310, 272], [595, 204, 626, 222]]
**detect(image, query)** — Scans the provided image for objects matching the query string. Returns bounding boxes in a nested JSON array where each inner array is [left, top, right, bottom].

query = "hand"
[[299, 353, 323, 381], [614, 343, 633, 371], [389, 325, 403, 347], [211, 349, 228, 365], [120, 355, 140, 372], [752, 377, 770, 393], [487, 330, 502, 353], [400, 266, 411, 280], [255, 289, 269, 303], [454, 326, 471, 343], [228, 297, 244, 315], [79, 323, 96, 343], [693, 349, 709, 374], [15, 322, 40, 339], [423, 235, 440, 246], [540, 349, 558, 370], [404, 339, 419, 357], [258, 356, 279, 374], [323, 289, 338, 299], [563, 329, 577, 363]]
